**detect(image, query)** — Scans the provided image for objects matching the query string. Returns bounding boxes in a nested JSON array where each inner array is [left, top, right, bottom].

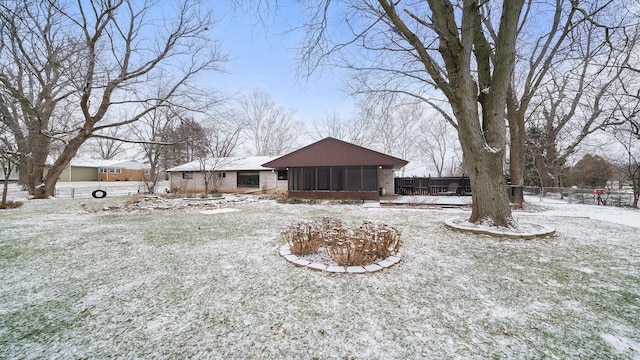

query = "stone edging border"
[[278, 245, 401, 273], [443, 218, 556, 239]]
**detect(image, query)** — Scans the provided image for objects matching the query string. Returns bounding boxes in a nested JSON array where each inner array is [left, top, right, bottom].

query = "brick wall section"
[[98, 169, 148, 181], [378, 168, 395, 195]]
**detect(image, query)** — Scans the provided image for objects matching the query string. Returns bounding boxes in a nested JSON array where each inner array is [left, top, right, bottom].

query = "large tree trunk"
[[25, 131, 52, 196], [1, 170, 10, 206], [33, 134, 88, 199], [466, 149, 512, 226], [445, 0, 521, 227], [633, 173, 639, 208], [454, 82, 513, 227], [507, 90, 525, 208], [508, 135, 525, 207], [456, 99, 513, 227], [535, 159, 560, 189]]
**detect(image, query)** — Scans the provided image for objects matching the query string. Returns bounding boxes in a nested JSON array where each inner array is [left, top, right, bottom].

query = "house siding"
[[98, 169, 148, 182], [58, 166, 98, 181], [378, 168, 395, 195], [169, 170, 286, 194], [170, 171, 206, 192], [57, 160, 150, 182]]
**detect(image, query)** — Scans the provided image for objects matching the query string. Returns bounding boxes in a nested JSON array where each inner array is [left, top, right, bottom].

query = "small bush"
[[281, 221, 325, 255], [334, 199, 362, 205], [281, 216, 401, 266], [277, 198, 318, 205], [325, 220, 402, 266], [277, 197, 362, 205], [0, 201, 24, 209], [123, 196, 142, 206]]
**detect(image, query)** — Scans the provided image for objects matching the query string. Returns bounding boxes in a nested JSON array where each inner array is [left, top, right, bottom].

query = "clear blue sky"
[[210, 4, 355, 125]]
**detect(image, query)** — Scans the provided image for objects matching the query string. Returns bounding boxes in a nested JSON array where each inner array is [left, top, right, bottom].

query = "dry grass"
[[0, 196, 638, 358], [0, 200, 23, 209]]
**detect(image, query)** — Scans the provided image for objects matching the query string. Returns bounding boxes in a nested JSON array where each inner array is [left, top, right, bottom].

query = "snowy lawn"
[[0, 195, 639, 359]]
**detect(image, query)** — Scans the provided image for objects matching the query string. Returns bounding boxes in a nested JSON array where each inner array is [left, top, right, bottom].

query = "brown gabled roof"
[[262, 137, 408, 169]]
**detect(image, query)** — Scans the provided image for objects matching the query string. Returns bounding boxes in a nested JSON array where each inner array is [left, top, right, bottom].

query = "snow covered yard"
[[0, 195, 639, 359]]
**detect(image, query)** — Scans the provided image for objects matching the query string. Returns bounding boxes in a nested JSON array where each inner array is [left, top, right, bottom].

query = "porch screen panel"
[[317, 167, 330, 190], [346, 166, 361, 191], [362, 166, 377, 191], [290, 168, 301, 190], [331, 167, 345, 191], [302, 167, 315, 190]]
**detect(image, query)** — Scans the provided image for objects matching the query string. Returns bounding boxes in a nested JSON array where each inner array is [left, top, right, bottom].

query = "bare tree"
[[0, 0, 78, 191], [613, 128, 640, 207], [525, 10, 634, 189], [202, 109, 246, 158], [0, 94, 20, 206], [416, 116, 459, 177], [81, 126, 131, 160], [130, 108, 175, 194], [0, 147, 19, 207], [295, 1, 525, 226], [502, 0, 598, 206], [239, 88, 301, 156], [0, 0, 226, 198], [609, 28, 640, 207], [197, 110, 246, 194], [311, 111, 375, 147], [131, 107, 208, 194], [357, 96, 422, 176]]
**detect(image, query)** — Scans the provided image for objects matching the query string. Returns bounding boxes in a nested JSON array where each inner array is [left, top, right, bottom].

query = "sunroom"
[[262, 137, 408, 200]]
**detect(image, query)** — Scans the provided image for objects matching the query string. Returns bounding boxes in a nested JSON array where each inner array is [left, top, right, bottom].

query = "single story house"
[[165, 156, 287, 194], [263, 137, 408, 200], [57, 159, 150, 182], [166, 138, 408, 200]]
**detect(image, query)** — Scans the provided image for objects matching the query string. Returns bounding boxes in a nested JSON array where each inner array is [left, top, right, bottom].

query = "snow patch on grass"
[[1, 196, 639, 358], [199, 208, 240, 215], [601, 333, 640, 354], [445, 217, 555, 238]]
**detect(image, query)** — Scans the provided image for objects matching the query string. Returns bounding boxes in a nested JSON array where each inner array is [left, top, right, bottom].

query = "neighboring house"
[[165, 156, 286, 194], [263, 137, 408, 200], [57, 159, 151, 182]]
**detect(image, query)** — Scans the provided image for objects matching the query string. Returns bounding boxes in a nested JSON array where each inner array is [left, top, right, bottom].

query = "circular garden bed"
[[279, 216, 402, 273]]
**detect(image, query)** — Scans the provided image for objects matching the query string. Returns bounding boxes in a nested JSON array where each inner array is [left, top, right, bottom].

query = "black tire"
[[92, 189, 107, 198]]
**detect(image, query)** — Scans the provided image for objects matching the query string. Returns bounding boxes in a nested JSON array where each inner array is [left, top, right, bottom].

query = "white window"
[[109, 168, 122, 174], [183, 172, 193, 179], [99, 168, 108, 173]]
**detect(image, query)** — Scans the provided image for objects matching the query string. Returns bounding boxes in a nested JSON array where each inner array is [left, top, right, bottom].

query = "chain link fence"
[[0, 181, 168, 200], [54, 184, 145, 199], [53, 181, 171, 199], [522, 186, 637, 207]]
